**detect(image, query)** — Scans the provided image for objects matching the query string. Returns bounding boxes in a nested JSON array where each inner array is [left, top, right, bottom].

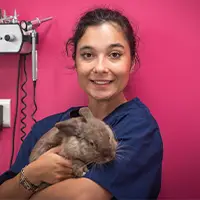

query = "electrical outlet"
[[0, 99, 11, 127]]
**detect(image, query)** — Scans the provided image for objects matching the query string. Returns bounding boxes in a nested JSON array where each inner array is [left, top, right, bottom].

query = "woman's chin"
[[89, 92, 114, 101]]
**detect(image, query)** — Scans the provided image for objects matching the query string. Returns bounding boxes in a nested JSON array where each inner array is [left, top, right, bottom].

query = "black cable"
[[20, 55, 28, 142], [31, 81, 37, 124], [9, 55, 22, 168]]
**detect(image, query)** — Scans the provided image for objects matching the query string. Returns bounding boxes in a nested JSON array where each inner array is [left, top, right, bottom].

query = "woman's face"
[[75, 22, 132, 101]]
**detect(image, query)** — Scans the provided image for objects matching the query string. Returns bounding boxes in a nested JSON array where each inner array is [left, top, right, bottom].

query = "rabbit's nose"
[[102, 148, 111, 157]]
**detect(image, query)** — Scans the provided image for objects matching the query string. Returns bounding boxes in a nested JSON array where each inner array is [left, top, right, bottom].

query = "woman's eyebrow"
[[109, 43, 125, 49], [79, 43, 124, 51], [79, 46, 94, 51]]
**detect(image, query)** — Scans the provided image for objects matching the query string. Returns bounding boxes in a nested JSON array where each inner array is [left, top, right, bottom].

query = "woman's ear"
[[130, 59, 136, 73], [74, 59, 78, 70]]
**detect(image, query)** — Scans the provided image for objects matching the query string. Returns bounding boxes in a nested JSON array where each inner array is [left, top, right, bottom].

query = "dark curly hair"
[[66, 7, 140, 67]]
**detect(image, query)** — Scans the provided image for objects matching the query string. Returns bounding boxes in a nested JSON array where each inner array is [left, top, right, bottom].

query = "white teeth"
[[93, 81, 110, 85]]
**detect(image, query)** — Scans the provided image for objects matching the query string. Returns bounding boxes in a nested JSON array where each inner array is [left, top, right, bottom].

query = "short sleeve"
[[0, 126, 38, 185], [84, 112, 163, 200]]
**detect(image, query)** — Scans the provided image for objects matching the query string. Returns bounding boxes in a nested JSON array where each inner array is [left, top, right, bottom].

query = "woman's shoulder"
[[106, 97, 159, 127], [126, 97, 159, 127], [107, 97, 161, 141]]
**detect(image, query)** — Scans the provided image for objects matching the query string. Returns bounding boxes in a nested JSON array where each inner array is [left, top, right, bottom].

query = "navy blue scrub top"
[[0, 97, 163, 200]]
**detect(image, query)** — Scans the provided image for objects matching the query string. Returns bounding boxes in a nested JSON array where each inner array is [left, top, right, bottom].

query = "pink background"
[[0, 0, 199, 199]]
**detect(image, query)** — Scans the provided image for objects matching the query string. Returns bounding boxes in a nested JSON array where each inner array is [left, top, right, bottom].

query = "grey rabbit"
[[29, 107, 117, 190]]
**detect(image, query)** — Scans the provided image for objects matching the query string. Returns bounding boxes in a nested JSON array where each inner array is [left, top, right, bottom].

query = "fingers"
[[47, 146, 62, 153], [60, 170, 73, 179], [57, 165, 73, 174], [59, 158, 72, 168], [46, 147, 72, 168], [52, 168, 73, 184]]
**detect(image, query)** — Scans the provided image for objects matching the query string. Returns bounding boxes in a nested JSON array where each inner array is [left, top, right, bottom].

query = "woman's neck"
[[88, 93, 127, 120]]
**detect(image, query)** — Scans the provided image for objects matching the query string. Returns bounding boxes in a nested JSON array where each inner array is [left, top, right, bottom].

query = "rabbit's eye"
[[89, 141, 95, 147]]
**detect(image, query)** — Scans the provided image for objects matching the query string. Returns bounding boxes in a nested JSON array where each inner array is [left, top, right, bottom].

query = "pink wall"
[[0, 0, 199, 199]]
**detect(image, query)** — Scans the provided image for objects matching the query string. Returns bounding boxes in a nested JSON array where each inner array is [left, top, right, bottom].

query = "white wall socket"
[[0, 99, 11, 127]]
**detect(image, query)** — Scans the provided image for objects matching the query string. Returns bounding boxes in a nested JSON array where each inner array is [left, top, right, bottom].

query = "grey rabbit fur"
[[29, 107, 117, 190]]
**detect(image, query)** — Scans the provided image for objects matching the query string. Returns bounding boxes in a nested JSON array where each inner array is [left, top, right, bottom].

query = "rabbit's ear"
[[55, 119, 82, 137], [78, 107, 93, 121]]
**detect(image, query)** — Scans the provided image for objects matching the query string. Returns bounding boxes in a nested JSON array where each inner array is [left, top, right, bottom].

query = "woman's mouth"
[[90, 80, 113, 85]]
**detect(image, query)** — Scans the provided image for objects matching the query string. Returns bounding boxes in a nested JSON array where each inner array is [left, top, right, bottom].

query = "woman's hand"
[[24, 146, 73, 185]]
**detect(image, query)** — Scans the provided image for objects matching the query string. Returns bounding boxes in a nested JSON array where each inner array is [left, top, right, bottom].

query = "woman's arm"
[[0, 175, 32, 200], [0, 147, 73, 200], [30, 177, 112, 200], [0, 164, 41, 200]]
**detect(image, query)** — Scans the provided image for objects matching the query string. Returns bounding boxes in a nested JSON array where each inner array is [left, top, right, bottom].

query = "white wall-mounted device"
[[0, 99, 11, 127], [0, 9, 53, 81]]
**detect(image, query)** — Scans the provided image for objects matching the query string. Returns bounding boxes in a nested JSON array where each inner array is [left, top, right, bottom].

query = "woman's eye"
[[81, 53, 93, 59], [109, 52, 122, 59]]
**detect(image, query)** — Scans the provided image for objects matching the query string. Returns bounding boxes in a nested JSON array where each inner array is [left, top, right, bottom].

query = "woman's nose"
[[93, 57, 108, 73]]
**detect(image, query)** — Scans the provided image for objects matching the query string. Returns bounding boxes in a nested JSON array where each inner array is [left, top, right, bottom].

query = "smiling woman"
[[0, 7, 163, 200], [75, 22, 132, 102]]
